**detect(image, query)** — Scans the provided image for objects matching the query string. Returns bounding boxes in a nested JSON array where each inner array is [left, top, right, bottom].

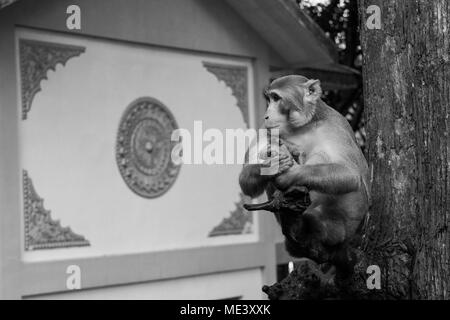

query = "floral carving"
[[208, 193, 253, 237], [203, 62, 249, 126], [19, 39, 85, 120], [23, 170, 90, 251]]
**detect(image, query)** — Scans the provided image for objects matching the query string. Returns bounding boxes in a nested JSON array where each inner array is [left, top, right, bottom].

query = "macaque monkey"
[[239, 75, 370, 273]]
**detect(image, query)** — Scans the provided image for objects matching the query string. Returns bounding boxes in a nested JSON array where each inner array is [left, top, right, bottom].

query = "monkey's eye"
[[270, 93, 281, 102]]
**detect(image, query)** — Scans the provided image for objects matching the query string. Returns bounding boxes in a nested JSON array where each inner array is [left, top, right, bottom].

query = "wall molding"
[[23, 170, 90, 251], [19, 39, 85, 120], [22, 241, 269, 297], [203, 62, 249, 126]]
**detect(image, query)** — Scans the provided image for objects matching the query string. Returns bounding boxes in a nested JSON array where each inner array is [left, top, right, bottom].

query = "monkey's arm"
[[275, 149, 361, 194], [239, 164, 270, 198], [294, 163, 361, 194]]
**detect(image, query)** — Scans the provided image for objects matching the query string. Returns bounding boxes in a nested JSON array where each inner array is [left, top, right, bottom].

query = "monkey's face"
[[263, 90, 292, 135], [263, 76, 322, 136]]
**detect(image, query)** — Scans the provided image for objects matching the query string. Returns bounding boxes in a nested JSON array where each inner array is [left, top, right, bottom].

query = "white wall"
[[18, 28, 258, 262]]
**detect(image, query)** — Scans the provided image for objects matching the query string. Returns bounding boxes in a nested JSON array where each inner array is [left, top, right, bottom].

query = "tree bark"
[[359, 0, 449, 299], [262, 0, 449, 300]]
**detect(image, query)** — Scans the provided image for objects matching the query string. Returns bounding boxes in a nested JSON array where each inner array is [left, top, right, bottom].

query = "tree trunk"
[[262, 0, 449, 300], [359, 0, 449, 299]]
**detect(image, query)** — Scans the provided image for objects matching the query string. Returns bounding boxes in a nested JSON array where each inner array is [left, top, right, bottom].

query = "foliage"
[[299, 0, 366, 149]]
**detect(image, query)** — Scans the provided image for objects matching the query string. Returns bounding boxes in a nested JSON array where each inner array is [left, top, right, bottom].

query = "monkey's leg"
[[304, 207, 357, 275], [282, 206, 348, 264], [303, 206, 347, 246], [280, 205, 327, 262], [330, 243, 357, 277]]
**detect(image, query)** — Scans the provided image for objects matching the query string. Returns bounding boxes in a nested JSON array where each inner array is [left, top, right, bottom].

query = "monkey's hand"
[[278, 143, 295, 164], [278, 152, 294, 173], [281, 139, 302, 160], [273, 163, 301, 191], [261, 149, 294, 177]]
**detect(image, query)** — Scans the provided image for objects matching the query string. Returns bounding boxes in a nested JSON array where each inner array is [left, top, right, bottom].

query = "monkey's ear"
[[304, 79, 322, 99]]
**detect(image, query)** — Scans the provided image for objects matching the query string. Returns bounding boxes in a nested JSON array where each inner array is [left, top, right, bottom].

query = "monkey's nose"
[[265, 116, 269, 120]]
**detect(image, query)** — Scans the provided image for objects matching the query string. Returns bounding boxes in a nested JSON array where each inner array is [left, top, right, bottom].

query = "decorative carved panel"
[[19, 39, 85, 120], [208, 193, 253, 237], [23, 170, 90, 251], [116, 97, 181, 198], [203, 62, 249, 126]]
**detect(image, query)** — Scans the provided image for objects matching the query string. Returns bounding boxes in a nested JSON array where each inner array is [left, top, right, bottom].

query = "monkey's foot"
[[262, 258, 338, 300], [262, 248, 386, 300]]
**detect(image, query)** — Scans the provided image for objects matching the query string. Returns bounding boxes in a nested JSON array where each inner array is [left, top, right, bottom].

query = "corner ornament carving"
[[203, 62, 249, 126], [19, 39, 86, 120], [208, 193, 253, 237], [23, 170, 90, 251]]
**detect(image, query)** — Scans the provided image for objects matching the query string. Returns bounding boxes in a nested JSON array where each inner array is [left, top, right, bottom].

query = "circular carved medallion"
[[116, 97, 181, 198]]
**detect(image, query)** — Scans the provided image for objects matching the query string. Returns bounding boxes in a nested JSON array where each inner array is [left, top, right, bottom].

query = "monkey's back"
[[308, 103, 371, 235], [318, 102, 370, 200]]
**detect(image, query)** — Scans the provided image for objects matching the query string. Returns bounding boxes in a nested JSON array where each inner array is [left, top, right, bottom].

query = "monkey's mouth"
[[265, 125, 280, 129]]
